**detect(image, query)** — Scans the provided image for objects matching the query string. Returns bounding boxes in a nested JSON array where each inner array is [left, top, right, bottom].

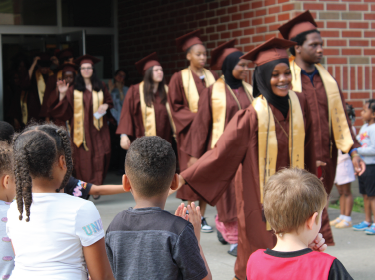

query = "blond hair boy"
[[246, 168, 353, 280]]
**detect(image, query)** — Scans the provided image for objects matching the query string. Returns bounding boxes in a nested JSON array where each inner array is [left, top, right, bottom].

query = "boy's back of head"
[[0, 141, 13, 177], [125, 136, 176, 197], [264, 168, 327, 235], [0, 121, 15, 142]]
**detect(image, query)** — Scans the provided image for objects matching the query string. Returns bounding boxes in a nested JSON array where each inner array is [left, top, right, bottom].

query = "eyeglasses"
[[80, 67, 93, 71]]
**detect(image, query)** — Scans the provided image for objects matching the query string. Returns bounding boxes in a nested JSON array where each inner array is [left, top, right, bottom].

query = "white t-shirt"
[[1, 200, 15, 279], [6, 193, 104, 280]]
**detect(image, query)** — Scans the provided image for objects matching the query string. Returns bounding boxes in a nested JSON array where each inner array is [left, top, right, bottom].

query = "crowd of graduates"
[[1, 9, 374, 280]]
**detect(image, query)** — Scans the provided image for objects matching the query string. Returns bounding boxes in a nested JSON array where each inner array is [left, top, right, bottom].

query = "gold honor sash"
[[35, 69, 53, 105], [73, 89, 104, 150], [290, 58, 353, 154], [181, 67, 216, 113], [57, 70, 63, 81], [252, 90, 305, 230], [139, 82, 176, 138], [211, 76, 253, 148]]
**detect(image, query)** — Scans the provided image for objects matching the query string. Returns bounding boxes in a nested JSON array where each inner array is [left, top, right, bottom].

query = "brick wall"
[[118, 0, 375, 127]]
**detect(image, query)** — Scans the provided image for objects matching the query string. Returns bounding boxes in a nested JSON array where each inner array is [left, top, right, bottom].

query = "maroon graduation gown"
[[300, 72, 360, 245], [183, 85, 251, 223], [168, 70, 218, 201], [116, 83, 173, 144], [181, 92, 316, 280], [49, 82, 113, 185]]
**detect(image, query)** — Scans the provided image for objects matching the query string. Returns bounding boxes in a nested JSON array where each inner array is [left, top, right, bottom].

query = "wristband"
[[121, 134, 127, 138], [349, 148, 358, 156], [351, 154, 360, 159]]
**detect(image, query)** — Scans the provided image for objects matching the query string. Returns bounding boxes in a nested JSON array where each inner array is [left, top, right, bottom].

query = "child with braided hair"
[[0, 141, 16, 280], [6, 123, 115, 280]]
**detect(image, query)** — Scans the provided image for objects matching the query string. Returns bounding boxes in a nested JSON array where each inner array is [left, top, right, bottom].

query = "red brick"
[[350, 22, 369, 29], [351, 92, 370, 99], [327, 39, 347, 47], [364, 13, 375, 20], [327, 21, 347, 28], [268, 6, 280, 14], [220, 15, 230, 23], [335, 66, 342, 88], [244, 28, 255, 35], [372, 4, 375, 11], [243, 11, 254, 18], [221, 32, 231, 39], [372, 66, 375, 90], [216, 8, 226, 16], [264, 0, 276, 6], [232, 30, 242, 37], [240, 3, 250, 11], [252, 35, 265, 43], [220, 0, 230, 7], [278, 0, 289, 3], [228, 6, 238, 13], [343, 66, 348, 90], [342, 49, 362, 55], [252, 18, 263, 26], [350, 40, 369, 47], [256, 9, 267, 17], [265, 15, 276, 24], [320, 31, 340, 37], [304, 3, 324, 10], [349, 4, 369, 11], [342, 31, 362, 38], [251, 1, 263, 9], [240, 37, 251, 45], [278, 13, 290, 21], [209, 18, 219, 25], [327, 4, 347, 10], [365, 31, 375, 37], [358, 66, 364, 90], [256, 26, 267, 33], [364, 49, 375, 55], [282, 3, 294, 12], [351, 67, 356, 90], [231, 11, 242, 20], [209, 34, 219, 41], [217, 24, 227, 32], [327, 57, 347, 64], [199, 19, 208, 27], [240, 20, 251, 28], [206, 27, 214, 33], [324, 49, 340, 55], [365, 66, 370, 89], [206, 11, 215, 18], [316, 21, 325, 28], [228, 22, 238, 30], [232, 0, 242, 4], [269, 23, 280, 31]]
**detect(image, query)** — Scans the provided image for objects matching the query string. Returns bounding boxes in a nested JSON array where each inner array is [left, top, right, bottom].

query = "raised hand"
[[97, 103, 109, 114], [57, 80, 69, 101], [120, 135, 131, 150], [175, 203, 188, 221], [308, 233, 327, 252], [187, 202, 202, 243]]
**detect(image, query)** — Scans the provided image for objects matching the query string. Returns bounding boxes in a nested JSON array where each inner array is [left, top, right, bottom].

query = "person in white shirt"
[[6, 123, 115, 280]]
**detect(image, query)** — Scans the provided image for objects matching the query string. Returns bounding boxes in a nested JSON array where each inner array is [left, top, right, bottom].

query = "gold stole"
[[35, 69, 53, 105], [290, 58, 353, 154], [139, 82, 176, 137], [181, 67, 216, 113], [57, 70, 63, 81], [20, 91, 28, 125], [252, 91, 305, 230], [211, 76, 253, 148], [73, 89, 104, 151]]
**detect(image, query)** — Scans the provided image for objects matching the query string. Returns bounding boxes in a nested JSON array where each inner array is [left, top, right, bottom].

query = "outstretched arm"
[[89, 184, 125, 196]]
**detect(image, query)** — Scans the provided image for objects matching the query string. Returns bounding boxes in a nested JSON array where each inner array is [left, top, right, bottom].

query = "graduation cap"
[[210, 39, 241, 70], [240, 37, 296, 66], [57, 63, 78, 73], [278, 10, 318, 40], [74, 54, 101, 66], [37, 53, 52, 68], [135, 52, 161, 75], [175, 29, 203, 52], [58, 48, 74, 60]]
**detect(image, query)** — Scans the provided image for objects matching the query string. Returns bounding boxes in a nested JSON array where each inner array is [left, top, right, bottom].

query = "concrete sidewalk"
[[95, 173, 373, 280]]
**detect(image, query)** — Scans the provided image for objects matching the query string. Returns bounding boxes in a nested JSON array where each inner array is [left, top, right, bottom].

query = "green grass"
[[329, 197, 364, 213]]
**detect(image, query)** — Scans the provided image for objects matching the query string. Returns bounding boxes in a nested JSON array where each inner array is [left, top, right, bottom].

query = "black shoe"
[[228, 245, 237, 257], [201, 217, 213, 233], [217, 230, 228, 245]]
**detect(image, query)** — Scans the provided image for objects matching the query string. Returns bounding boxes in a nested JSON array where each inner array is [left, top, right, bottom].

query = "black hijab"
[[252, 58, 290, 118], [222, 51, 244, 89]]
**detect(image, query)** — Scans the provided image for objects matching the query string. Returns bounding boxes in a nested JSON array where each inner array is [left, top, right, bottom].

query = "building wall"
[[118, 0, 375, 126]]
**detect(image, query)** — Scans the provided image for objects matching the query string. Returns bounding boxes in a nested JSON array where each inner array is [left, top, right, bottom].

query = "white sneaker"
[[201, 217, 213, 233]]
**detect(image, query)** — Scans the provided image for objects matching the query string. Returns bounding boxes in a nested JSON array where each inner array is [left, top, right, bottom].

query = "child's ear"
[[58, 155, 67, 170], [123, 174, 131, 192], [306, 212, 319, 230], [170, 174, 179, 191], [1, 175, 8, 189], [186, 52, 192, 62]]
